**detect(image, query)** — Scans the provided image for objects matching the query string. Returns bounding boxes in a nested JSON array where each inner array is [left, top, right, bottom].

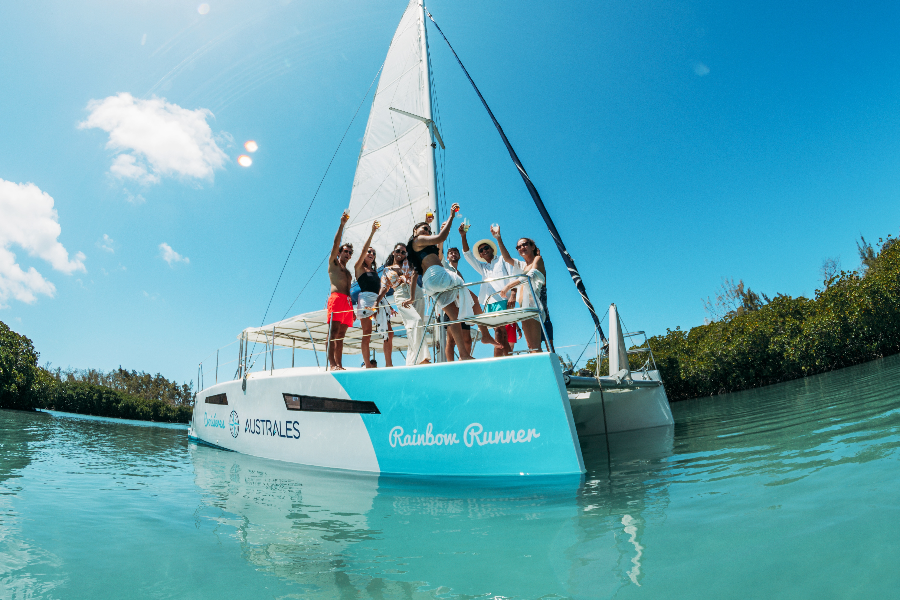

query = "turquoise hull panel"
[[333, 353, 585, 476]]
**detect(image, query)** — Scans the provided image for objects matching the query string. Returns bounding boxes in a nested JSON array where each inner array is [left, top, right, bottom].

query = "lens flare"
[[244, 140, 258, 153], [198, 4, 210, 15], [237, 155, 252, 167]]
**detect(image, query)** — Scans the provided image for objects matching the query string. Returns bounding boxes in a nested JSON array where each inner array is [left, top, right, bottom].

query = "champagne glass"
[[374, 220, 381, 229]]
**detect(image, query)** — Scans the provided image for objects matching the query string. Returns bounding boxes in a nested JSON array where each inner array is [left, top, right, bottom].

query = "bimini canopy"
[[241, 309, 428, 356]]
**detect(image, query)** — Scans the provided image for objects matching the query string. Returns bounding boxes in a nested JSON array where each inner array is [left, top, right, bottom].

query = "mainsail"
[[342, 0, 439, 262]]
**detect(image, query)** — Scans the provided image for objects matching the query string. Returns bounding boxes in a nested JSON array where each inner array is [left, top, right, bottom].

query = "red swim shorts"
[[326, 292, 355, 326]]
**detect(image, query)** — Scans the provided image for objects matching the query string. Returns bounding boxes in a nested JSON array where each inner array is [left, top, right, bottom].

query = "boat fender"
[[242, 374, 247, 392]]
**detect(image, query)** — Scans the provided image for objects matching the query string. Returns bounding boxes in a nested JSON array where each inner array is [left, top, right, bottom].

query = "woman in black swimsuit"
[[354, 221, 380, 368]]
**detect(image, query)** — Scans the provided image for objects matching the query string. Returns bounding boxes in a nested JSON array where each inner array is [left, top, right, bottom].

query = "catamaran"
[[188, 0, 673, 476]]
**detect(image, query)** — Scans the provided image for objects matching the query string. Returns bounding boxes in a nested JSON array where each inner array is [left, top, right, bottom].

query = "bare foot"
[[459, 354, 475, 360], [480, 332, 503, 349]]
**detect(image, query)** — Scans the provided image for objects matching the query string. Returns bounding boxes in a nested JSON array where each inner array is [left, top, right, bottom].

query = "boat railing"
[[194, 272, 553, 387], [407, 272, 552, 363]]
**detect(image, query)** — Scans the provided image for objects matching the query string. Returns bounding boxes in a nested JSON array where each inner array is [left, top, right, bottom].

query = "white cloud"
[[79, 92, 228, 185], [98, 234, 115, 253], [0, 179, 86, 307], [694, 62, 710, 76], [110, 154, 158, 184], [123, 188, 146, 205], [159, 242, 189, 266]]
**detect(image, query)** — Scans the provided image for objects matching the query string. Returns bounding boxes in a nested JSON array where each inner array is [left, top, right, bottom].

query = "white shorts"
[[422, 265, 473, 319]]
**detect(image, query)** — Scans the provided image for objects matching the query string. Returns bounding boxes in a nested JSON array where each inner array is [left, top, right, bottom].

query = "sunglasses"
[[516, 242, 531, 249], [394, 249, 407, 255], [478, 246, 492, 253], [366, 249, 376, 255]]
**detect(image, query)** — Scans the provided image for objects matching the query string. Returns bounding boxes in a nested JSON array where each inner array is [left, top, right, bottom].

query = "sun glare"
[[237, 155, 252, 167], [244, 140, 259, 153]]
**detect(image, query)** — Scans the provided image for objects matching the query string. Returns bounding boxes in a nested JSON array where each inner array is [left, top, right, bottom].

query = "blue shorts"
[[485, 299, 508, 313]]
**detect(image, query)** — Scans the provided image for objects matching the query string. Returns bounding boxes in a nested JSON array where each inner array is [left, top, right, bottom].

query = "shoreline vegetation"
[[0, 323, 192, 422], [3, 231, 899, 418], [588, 232, 900, 402]]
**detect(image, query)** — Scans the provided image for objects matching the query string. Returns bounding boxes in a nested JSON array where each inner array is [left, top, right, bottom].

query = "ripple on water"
[[1, 355, 899, 598]]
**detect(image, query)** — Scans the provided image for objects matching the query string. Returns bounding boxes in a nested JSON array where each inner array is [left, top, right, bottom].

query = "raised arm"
[[412, 203, 458, 249], [491, 224, 516, 266], [459, 222, 471, 253], [331, 211, 350, 263], [354, 221, 379, 276]]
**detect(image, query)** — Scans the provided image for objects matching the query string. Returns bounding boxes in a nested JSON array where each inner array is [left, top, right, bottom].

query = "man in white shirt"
[[460, 224, 520, 356]]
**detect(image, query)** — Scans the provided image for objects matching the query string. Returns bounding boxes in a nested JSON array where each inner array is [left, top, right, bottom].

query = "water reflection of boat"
[[189, 0, 672, 477], [189, 425, 674, 598]]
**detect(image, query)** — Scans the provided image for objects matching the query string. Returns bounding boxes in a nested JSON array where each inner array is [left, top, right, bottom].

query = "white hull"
[[568, 370, 674, 436], [189, 354, 674, 476]]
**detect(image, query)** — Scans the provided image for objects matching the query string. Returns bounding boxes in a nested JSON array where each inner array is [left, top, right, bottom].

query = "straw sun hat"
[[473, 238, 498, 263]]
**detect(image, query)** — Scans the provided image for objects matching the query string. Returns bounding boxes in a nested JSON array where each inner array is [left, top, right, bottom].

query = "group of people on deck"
[[325, 203, 553, 370]]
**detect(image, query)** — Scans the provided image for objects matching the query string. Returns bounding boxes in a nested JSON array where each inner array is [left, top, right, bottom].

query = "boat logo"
[[388, 422, 541, 449], [229, 411, 239, 438], [204, 412, 226, 430]]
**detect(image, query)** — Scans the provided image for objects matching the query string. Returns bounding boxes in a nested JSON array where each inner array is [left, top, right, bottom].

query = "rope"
[[424, 8, 607, 343]]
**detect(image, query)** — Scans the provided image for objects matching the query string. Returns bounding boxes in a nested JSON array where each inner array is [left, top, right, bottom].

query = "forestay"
[[342, 0, 439, 261]]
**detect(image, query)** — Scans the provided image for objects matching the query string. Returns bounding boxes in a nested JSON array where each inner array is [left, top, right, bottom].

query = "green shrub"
[[0, 322, 41, 411], [43, 380, 192, 423], [644, 235, 900, 401]]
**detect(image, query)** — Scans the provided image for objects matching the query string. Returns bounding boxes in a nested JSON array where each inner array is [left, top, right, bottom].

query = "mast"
[[418, 0, 440, 224]]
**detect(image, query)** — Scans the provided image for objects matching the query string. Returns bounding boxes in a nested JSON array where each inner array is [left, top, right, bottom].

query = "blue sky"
[[1, 0, 898, 386]]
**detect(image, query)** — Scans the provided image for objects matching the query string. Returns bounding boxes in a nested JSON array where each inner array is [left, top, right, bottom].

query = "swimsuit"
[[415, 244, 439, 262], [326, 292, 355, 327], [357, 270, 381, 293], [355, 269, 382, 320]]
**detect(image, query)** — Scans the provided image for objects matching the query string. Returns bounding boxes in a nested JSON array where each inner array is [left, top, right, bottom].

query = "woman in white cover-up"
[[408, 203, 501, 359], [492, 226, 553, 352], [376, 243, 426, 366]]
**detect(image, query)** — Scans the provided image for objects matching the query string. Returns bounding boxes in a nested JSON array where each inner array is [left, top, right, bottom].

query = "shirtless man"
[[326, 211, 355, 370]]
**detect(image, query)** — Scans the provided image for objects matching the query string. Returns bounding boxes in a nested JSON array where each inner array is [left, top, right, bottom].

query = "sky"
[[1, 0, 898, 387]]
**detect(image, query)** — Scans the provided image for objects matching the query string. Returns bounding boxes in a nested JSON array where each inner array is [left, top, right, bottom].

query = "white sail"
[[342, 0, 438, 264]]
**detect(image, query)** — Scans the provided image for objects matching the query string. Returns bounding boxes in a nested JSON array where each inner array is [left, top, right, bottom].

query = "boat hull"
[[568, 371, 674, 435], [189, 353, 585, 476]]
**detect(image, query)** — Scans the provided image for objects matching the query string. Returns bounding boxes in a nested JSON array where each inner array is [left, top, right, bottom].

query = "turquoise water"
[[3, 357, 900, 599]]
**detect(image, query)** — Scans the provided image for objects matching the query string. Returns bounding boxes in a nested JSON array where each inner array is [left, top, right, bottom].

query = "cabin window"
[[282, 393, 380, 414], [205, 393, 228, 405]]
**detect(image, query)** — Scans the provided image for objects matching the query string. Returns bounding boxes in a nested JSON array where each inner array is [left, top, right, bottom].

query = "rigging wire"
[[571, 305, 611, 370], [255, 62, 384, 332], [426, 30, 448, 221], [424, 7, 607, 344], [280, 254, 329, 321]]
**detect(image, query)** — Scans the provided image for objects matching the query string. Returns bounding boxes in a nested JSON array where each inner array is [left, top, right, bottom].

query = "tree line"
[[4, 229, 900, 412], [0, 326, 192, 423], [587, 231, 900, 401]]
